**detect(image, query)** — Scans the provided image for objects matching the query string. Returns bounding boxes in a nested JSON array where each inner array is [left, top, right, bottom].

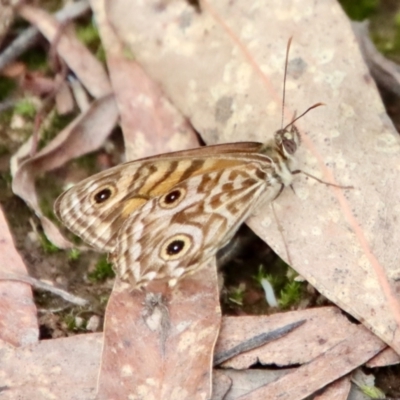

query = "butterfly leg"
[[272, 183, 285, 200]]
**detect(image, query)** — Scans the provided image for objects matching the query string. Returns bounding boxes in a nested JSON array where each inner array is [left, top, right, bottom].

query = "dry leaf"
[[105, 0, 400, 354], [366, 346, 400, 368], [97, 260, 221, 399], [91, 0, 199, 161], [55, 80, 75, 115], [215, 307, 372, 369], [0, 308, 383, 399], [217, 369, 290, 400], [0, 207, 38, 346], [211, 372, 232, 400], [0, 334, 102, 399], [313, 376, 351, 400], [239, 326, 384, 400]]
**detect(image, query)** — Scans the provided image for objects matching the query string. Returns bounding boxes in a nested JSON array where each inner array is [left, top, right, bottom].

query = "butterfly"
[[54, 40, 342, 289], [54, 108, 325, 288]]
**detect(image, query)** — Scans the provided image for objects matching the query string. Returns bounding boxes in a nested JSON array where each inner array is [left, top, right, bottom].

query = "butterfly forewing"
[[53, 37, 325, 289], [54, 142, 269, 252]]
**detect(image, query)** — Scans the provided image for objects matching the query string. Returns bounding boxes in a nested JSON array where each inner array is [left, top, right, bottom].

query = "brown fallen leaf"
[[0, 308, 384, 399], [215, 369, 291, 400], [238, 325, 385, 400], [216, 307, 381, 369], [215, 307, 359, 369], [0, 333, 102, 399], [367, 346, 400, 368], [106, 0, 400, 354], [0, 206, 38, 346], [313, 376, 351, 400], [211, 371, 232, 400], [97, 260, 221, 400], [91, 0, 199, 161], [55, 80, 74, 115]]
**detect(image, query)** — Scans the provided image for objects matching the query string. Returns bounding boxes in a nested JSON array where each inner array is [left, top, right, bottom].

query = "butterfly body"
[[54, 126, 300, 288]]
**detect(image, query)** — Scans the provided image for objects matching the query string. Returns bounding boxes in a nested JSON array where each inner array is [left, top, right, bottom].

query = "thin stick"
[[213, 319, 306, 366], [0, 1, 90, 71], [0, 273, 89, 306]]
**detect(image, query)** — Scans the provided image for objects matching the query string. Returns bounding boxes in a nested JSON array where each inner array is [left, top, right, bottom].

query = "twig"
[[0, 273, 89, 306], [0, 0, 90, 71], [213, 319, 306, 366]]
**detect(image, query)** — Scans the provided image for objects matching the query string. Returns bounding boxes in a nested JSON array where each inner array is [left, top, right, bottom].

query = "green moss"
[[39, 232, 60, 254], [339, 0, 379, 21], [76, 21, 106, 62], [14, 99, 37, 118], [38, 175, 64, 222], [73, 152, 99, 175], [228, 283, 246, 306], [0, 77, 17, 101], [64, 313, 86, 332], [88, 255, 115, 282], [253, 264, 305, 309], [366, 3, 400, 61], [68, 248, 81, 261], [253, 263, 287, 292], [279, 281, 304, 309], [20, 48, 48, 72], [76, 21, 100, 47], [96, 45, 107, 63], [40, 112, 75, 149], [0, 107, 13, 127], [352, 380, 386, 399]]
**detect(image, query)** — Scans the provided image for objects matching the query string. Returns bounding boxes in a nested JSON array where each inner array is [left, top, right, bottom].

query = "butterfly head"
[[274, 102, 324, 159], [275, 124, 300, 159]]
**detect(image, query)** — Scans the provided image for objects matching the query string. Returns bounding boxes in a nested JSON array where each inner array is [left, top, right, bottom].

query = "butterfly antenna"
[[281, 37, 292, 129], [282, 102, 325, 132]]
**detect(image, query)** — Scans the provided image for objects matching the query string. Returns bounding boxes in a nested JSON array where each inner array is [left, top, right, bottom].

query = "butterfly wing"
[[54, 142, 265, 252], [113, 160, 276, 287]]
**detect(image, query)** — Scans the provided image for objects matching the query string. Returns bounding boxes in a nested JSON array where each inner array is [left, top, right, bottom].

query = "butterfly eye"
[[160, 234, 192, 261], [282, 137, 296, 155], [159, 188, 186, 209], [276, 125, 300, 156], [91, 185, 116, 205]]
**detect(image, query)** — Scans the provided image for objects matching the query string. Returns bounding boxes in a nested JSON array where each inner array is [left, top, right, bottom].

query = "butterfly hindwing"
[[113, 161, 272, 287]]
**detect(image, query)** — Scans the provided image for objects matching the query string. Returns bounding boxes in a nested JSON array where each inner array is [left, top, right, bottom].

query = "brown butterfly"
[[54, 41, 341, 288]]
